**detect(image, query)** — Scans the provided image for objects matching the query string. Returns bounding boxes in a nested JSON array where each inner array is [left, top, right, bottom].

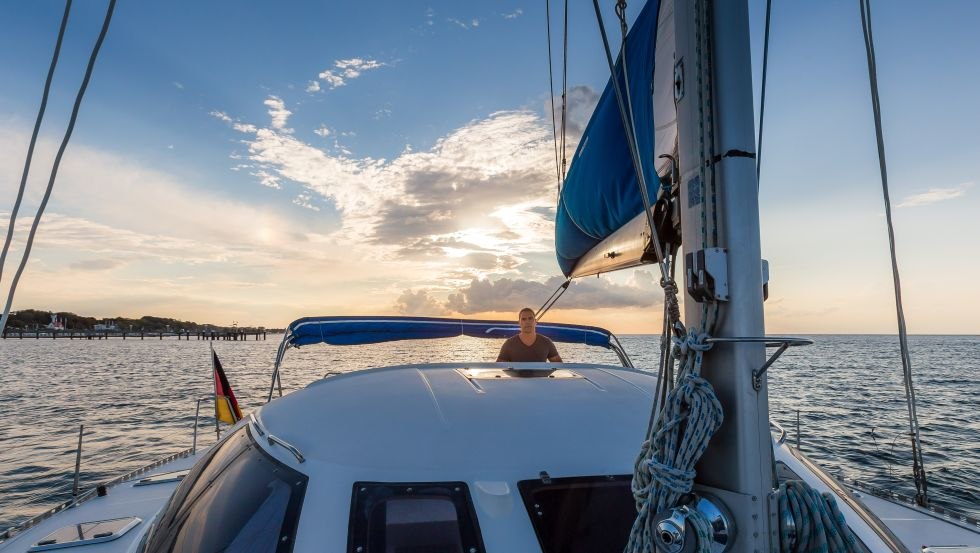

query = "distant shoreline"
[[3, 308, 275, 333]]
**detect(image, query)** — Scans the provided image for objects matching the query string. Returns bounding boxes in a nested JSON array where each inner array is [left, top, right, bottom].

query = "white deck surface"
[[4, 363, 977, 553], [0, 454, 201, 553]]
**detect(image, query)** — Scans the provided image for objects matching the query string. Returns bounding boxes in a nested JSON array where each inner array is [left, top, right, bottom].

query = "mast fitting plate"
[[685, 248, 728, 302]]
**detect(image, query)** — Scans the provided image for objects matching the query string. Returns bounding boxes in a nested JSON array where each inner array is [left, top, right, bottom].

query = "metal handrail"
[[769, 419, 787, 444], [705, 335, 814, 390], [266, 434, 305, 463], [192, 394, 216, 453]]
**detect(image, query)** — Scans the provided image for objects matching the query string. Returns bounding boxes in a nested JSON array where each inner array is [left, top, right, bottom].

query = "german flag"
[[212, 349, 243, 424]]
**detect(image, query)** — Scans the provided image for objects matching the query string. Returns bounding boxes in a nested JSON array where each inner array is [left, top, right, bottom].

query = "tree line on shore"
[[5, 309, 271, 333]]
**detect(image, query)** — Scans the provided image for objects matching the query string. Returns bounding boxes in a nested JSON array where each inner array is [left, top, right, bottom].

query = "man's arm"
[[547, 340, 562, 363], [496, 340, 510, 362]]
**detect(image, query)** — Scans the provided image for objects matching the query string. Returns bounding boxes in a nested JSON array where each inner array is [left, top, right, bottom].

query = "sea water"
[[0, 334, 977, 529]]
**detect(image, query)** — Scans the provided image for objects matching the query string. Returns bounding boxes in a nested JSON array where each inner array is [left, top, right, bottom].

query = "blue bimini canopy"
[[283, 316, 615, 348], [555, 0, 663, 277], [266, 316, 634, 401]]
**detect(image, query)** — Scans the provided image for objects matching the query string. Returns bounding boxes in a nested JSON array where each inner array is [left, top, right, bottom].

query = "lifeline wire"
[[0, 0, 72, 289], [0, 0, 117, 336], [858, 0, 928, 507]]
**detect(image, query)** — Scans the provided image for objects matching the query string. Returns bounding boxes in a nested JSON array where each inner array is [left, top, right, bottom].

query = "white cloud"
[[314, 58, 385, 90], [314, 126, 331, 137], [319, 71, 345, 88], [263, 96, 292, 131], [227, 108, 559, 266], [252, 169, 282, 189], [173, 81, 184, 89], [897, 182, 973, 207], [374, 108, 392, 120], [293, 193, 319, 211], [445, 272, 660, 314], [549, 85, 600, 139], [502, 9, 523, 19], [394, 289, 449, 316], [209, 111, 233, 123], [448, 17, 475, 29]]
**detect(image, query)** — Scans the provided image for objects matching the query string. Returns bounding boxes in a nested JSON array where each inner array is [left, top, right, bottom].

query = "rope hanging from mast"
[[0, 0, 118, 336], [858, 0, 928, 507]]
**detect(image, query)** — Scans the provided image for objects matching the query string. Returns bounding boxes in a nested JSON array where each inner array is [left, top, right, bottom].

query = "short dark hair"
[[518, 307, 535, 318]]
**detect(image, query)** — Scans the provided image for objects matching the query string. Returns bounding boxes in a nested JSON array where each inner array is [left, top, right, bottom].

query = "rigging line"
[[590, 0, 667, 280], [534, 278, 571, 321], [858, 0, 928, 507], [756, 0, 772, 184], [0, 0, 117, 336], [0, 0, 73, 288], [559, 0, 570, 184], [545, 0, 562, 195]]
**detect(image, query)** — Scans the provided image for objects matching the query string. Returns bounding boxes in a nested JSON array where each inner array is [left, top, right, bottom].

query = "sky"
[[0, 1, 977, 334]]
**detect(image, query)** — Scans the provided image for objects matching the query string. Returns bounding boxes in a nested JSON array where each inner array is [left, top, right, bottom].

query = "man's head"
[[518, 307, 536, 334]]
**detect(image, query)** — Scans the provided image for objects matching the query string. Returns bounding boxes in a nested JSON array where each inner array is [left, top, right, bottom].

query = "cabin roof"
[[254, 362, 656, 481]]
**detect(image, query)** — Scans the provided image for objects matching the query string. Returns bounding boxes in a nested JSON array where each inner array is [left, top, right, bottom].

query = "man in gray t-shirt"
[[496, 307, 563, 363]]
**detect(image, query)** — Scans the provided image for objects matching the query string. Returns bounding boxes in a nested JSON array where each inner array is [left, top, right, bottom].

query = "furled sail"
[[555, 0, 676, 278]]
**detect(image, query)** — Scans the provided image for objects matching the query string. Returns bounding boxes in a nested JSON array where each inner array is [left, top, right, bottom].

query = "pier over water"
[[1, 329, 269, 341]]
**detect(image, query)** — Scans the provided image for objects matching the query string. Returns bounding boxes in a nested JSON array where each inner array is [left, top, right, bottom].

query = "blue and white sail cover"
[[555, 0, 675, 277]]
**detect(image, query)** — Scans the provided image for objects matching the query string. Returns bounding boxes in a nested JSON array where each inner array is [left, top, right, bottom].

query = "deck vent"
[[28, 516, 141, 552]]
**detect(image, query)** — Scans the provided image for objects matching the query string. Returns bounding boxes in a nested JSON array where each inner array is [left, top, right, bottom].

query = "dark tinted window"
[[142, 426, 307, 553], [518, 475, 635, 553], [349, 482, 485, 553]]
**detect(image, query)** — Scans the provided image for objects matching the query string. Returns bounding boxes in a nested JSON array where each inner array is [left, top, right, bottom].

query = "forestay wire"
[[858, 0, 928, 507]]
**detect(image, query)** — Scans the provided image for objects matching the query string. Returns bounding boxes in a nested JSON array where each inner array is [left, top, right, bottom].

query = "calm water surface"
[[0, 334, 977, 529]]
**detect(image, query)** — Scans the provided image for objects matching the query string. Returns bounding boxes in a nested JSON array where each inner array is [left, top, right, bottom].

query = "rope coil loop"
[[776, 480, 861, 553], [626, 330, 723, 553]]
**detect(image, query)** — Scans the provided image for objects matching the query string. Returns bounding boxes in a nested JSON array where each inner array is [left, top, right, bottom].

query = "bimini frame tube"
[[266, 334, 291, 402], [674, 0, 773, 550]]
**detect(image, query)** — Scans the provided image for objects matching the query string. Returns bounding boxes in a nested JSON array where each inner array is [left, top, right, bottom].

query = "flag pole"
[[211, 342, 220, 440]]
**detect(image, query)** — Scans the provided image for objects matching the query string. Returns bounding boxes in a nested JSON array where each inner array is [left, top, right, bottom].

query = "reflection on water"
[[0, 334, 976, 529]]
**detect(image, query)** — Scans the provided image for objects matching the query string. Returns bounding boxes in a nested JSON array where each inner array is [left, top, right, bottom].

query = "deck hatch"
[[518, 474, 635, 553], [28, 516, 141, 551], [457, 368, 581, 380], [348, 481, 486, 553]]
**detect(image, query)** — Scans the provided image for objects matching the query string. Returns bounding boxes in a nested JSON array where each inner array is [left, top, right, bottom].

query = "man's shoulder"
[[536, 334, 555, 344]]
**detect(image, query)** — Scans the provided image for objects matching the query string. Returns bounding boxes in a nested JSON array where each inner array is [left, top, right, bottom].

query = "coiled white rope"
[[626, 331, 723, 553]]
